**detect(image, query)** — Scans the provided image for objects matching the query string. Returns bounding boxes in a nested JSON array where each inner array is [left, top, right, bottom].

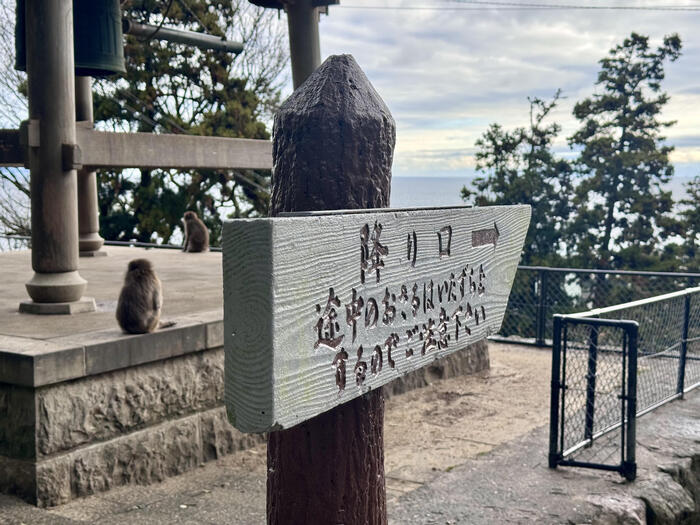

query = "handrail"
[[519, 265, 700, 279], [0, 235, 223, 252], [568, 286, 700, 318]]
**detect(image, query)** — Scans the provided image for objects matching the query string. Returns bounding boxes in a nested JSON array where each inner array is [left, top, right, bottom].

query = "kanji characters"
[[345, 288, 364, 343], [437, 225, 452, 257], [332, 348, 349, 393], [314, 287, 344, 351], [315, 224, 494, 392], [360, 221, 388, 284], [407, 231, 417, 267]]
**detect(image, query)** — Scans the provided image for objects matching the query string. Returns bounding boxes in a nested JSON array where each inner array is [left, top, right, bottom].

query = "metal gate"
[[548, 287, 699, 481], [548, 316, 638, 480]]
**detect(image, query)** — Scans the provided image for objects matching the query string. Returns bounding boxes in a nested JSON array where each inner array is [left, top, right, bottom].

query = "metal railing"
[[548, 287, 700, 480], [496, 266, 700, 346], [0, 235, 222, 252], [0, 234, 30, 251]]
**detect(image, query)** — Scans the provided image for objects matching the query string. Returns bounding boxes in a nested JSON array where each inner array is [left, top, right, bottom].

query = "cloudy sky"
[[300, 0, 700, 180]]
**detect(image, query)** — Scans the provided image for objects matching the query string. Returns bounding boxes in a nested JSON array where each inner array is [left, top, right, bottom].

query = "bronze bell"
[[15, 0, 126, 77]]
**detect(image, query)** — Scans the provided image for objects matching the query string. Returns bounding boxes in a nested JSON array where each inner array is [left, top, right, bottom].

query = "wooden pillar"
[[75, 75, 105, 256], [286, 0, 321, 89], [21, 0, 91, 311], [267, 55, 396, 524]]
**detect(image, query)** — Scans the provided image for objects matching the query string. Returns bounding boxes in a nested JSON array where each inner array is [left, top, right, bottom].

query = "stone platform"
[[0, 247, 489, 507]]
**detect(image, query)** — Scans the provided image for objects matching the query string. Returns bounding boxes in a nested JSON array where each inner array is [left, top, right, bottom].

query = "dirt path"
[[384, 342, 552, 501]]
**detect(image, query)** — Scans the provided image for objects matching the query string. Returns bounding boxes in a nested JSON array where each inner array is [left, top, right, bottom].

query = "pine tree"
[[667, 175, 700, 272], [94, 0, 288, 245], [568, 33, 682, 271], [462, 91, 573, 266], [461, 92, 574, 338]]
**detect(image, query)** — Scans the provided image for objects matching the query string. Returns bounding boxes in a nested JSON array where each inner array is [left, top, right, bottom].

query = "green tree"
[[666, 175, 700, 272], [95, 0, 288, 245], [461, 91, 573, 266], [461, 92, 575, 338], [0, 0, 29, 236], [568, 32, 682, 271]]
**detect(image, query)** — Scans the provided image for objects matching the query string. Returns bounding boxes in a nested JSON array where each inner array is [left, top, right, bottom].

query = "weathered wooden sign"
[[223, 204, 530, 433]]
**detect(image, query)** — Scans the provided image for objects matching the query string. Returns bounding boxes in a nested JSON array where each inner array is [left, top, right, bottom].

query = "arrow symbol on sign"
[[472, 222, 500, 247]]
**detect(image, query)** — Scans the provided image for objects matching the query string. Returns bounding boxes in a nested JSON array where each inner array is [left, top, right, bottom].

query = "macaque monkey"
[[116, 259, 163, 334], [183, 211, 209, 252]]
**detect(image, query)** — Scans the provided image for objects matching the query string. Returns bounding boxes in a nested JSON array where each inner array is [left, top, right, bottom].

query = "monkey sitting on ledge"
[[116, 258, 173, 334], [182, 211, 209, 252]]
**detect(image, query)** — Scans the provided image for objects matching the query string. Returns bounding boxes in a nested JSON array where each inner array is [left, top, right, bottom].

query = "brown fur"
[[183, 211, 209, 252], [116, 258, 162, 334]]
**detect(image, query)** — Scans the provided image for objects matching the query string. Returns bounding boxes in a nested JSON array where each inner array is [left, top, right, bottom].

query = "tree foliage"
[[461, 90, 573, 266], [0, 0, 29, 236], [669, 175, 700, 272], [568, 32, 682, 271], [0, 0, 288, 243], [463, 33, 694, 276], [94, 0, 288, 245]]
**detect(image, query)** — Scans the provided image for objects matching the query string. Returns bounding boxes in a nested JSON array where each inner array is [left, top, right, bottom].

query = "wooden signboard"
[[223, 204, 530, 433]]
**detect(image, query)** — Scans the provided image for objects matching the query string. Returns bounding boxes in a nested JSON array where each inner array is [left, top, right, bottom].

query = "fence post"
[[266, 55, 395, 524], [536, 269, 547, 346], [676, 293, 690, 397], [548, 315, 563, 468], [584, 325, 599, 442], [623, 323, 638, 481]]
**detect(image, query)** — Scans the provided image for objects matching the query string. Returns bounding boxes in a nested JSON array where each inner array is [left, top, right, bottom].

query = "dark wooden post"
[[267, 55, 395, 524]]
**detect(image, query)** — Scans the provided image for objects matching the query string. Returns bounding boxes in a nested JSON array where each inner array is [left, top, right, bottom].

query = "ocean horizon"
[[390, 175, 695, 209]]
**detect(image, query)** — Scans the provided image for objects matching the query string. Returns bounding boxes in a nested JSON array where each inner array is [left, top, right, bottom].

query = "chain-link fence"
[[499, 266, 700, 346], [0, 235, 222, 252], [549, 287, 699, 480]]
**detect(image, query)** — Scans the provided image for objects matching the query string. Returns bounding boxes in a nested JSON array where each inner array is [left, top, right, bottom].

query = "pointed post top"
[[280, 54, 394, 120], [271, 54, 396, 214]]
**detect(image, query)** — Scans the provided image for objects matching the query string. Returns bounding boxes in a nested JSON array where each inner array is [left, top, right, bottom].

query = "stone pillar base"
[[19, 297, 96, 315], [78, 232, 105, 254], [25, 270, 87, 303]]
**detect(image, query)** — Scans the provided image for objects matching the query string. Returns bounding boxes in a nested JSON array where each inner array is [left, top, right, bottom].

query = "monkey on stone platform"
[[116, 258, 164, 334], [182, 211, 209, 252]]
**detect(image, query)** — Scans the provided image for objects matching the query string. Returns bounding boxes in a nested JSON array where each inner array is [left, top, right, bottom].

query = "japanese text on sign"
[[315, 222, 490, 395]]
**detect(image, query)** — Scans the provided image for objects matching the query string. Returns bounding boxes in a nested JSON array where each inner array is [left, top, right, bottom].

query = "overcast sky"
[[298, 0, 700, 180]]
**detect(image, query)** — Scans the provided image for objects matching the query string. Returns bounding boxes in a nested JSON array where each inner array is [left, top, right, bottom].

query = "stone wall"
[[0, 339, 488, 507]]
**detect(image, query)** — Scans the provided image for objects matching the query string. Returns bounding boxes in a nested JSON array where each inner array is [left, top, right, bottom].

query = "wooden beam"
[[222, 204, 531, 433], [75, 126, 273, 170], [1, 127, 274, 170], [0, 129, 23, 167]]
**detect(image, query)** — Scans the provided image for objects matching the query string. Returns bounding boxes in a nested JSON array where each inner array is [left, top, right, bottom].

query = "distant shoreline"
[[390, 174, 694, 209]]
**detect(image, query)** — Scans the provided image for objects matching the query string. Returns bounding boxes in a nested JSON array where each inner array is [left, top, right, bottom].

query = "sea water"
[[390, 175, 695, 209]]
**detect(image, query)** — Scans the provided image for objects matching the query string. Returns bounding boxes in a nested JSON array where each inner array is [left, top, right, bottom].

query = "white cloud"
[[312, 1, 700, 177]]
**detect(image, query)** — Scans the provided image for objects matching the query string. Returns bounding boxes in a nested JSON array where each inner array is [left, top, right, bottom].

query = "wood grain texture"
[[266, 54, 393, 525], [76, 127, 273, 170], [223, 204, 530, 433]]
